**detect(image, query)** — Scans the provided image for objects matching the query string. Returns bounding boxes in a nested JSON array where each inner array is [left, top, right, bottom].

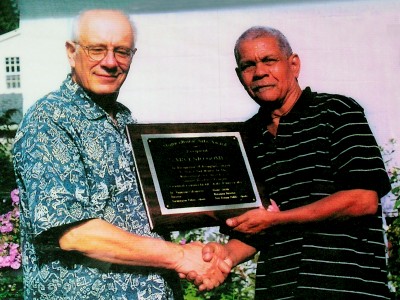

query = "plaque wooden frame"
[[127, 122, 263, 233]]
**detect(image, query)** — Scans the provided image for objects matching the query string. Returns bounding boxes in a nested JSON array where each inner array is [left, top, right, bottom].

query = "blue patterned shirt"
[[13, 76, 176, 300]]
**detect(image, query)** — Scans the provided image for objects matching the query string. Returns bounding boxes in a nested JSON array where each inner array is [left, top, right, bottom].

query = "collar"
[[285, 86, 312, 117], [61, 75, 134, 125], [257, 87, 312, 122]]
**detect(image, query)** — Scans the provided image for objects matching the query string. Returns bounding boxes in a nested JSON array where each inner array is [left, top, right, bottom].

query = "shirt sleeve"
[[328, 97, 391, 198], [13, 104, 97, 238]]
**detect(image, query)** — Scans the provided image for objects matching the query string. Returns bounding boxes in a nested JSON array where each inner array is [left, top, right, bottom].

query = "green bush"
[[0, 269, 23, 300], [381, 139, 400, 296], [0, 145, 16, 214], [0, 109, 22, 299], [0, 108, 18, 206], [388, 217, 400, 293]]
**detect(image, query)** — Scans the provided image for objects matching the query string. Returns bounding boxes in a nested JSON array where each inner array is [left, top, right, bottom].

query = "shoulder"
[[14, 88, 78, 145], [300, 89, 370, 132], [23, 76, 85, 125], [310, 90, 365, 115], [24, 91, 72, 124]]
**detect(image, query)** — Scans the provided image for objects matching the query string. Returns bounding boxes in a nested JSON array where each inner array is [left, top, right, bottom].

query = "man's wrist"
[[166, 243, 185, 271]]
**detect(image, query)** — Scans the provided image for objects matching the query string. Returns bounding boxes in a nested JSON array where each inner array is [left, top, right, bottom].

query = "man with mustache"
[[193, 26, 392, 299], [12, 9, 229, 299]]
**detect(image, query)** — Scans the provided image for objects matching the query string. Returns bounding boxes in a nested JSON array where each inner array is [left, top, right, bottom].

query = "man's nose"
[[100, 50, 118, 68], [254, 62, 269, 78]]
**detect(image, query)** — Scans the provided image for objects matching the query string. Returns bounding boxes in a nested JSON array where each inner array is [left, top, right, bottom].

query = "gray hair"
[[234, 26, 292, 64], [71, 9, 137, 47]]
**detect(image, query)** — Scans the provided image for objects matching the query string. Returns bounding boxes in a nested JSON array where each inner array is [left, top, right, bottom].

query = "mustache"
[[101, 65, 130, 75], [251, 83, 276, 93]]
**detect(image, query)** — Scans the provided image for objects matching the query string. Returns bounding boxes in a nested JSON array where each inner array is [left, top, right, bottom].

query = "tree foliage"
[[0, 109, 18, 214], [0, 0, 19, 35]]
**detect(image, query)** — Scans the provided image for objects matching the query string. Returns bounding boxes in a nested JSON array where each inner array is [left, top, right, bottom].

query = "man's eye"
[[263, 58, 278, 65], [90, 47, 106, 53], [115, 48, 130, 57], [241, 64, 254, 71]]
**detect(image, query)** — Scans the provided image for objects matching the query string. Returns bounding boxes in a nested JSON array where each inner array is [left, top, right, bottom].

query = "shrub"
[[0, 108, 22, 299], [382, 139, 400, 296], [0, 189, 22, 300]]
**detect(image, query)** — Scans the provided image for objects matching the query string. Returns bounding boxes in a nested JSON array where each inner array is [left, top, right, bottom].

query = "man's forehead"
[[78, 14, 133, 45], [238, 37, 280, 57], [241, 36, 278, 48]]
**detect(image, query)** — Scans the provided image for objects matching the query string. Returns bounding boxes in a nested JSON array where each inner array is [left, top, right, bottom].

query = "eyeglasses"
[[75, 42, 137, 64]]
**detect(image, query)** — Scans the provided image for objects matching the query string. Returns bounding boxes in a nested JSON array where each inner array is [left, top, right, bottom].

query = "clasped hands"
[[176, 200, 280, 291], [176, 241, 232, 291]]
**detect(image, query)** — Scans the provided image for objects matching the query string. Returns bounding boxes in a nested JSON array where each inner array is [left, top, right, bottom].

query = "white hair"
[[70, 9, 137, 47]]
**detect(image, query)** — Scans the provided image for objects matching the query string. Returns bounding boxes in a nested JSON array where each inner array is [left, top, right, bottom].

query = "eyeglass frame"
[[74, 42, 137, 64]]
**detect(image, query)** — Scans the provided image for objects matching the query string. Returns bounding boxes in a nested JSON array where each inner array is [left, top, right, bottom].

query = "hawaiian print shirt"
[[13, 75, 176, 300]]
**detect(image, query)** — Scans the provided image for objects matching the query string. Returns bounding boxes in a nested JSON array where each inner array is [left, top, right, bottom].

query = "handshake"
[[175, 241, 234, 291], [172, 200, 280, 291]]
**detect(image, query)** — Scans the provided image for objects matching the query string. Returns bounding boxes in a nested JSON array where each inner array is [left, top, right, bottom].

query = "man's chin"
[[86, 87, 120, 99], [92, 86, 120, 96], [253, 96, 283, 110]]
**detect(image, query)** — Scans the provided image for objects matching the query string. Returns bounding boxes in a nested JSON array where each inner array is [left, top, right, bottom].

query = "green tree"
[[0, 0, 19, 35]]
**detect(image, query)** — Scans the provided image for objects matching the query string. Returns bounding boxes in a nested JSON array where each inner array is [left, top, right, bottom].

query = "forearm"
[[225, 239, 257, 267], [226, 189, 379, 234], [59, 218, 182, 270], [275, 189, 378, 226]]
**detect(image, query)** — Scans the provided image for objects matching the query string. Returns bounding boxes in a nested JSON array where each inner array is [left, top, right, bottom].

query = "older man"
[[196, 26, 392, 299], [13, 10, 228, 299]]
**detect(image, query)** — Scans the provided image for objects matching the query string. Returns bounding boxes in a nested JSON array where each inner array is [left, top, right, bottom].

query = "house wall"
[[18, 0, 400, 149], [0, 30, 22, 94]]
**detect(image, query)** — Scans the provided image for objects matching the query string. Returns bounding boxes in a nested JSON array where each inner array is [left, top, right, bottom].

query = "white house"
[[17, 0, 400, 148], [0, 29, 23, 125], [0, 0, 395, 152]]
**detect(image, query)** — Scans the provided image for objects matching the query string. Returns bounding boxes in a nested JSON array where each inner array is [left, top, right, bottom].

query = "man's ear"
[[289, 53, 301, 79], [65, 41, 77, 68]]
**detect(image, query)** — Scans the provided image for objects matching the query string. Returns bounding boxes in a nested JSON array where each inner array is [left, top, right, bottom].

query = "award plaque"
[[127, 123, 263, 232]]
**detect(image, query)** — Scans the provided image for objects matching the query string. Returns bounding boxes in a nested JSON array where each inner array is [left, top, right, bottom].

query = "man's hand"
[[267, 199, 280, 212], [175, 241, 232, 290], [197, 242, 232, 291], [185, 240, 257, 291], [174, 201, 280, 290], [226, 200, 280, 234]]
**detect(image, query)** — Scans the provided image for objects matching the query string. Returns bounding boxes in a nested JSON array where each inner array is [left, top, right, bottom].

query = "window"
[[5, 57, 21, 89]]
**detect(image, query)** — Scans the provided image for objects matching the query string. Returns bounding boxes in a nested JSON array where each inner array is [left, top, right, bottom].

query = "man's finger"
[[202, 244, 216, 262], [226, 217, 239, 227], [186, 270, 199, 281]]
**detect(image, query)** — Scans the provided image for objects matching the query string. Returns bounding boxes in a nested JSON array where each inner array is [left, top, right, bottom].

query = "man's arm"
[[59, 218, 231, 279], [16, 110, 231, 283], [192, 189, 377, 289], [226, 189, 378, 234], [203, 239, 257, 270]]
